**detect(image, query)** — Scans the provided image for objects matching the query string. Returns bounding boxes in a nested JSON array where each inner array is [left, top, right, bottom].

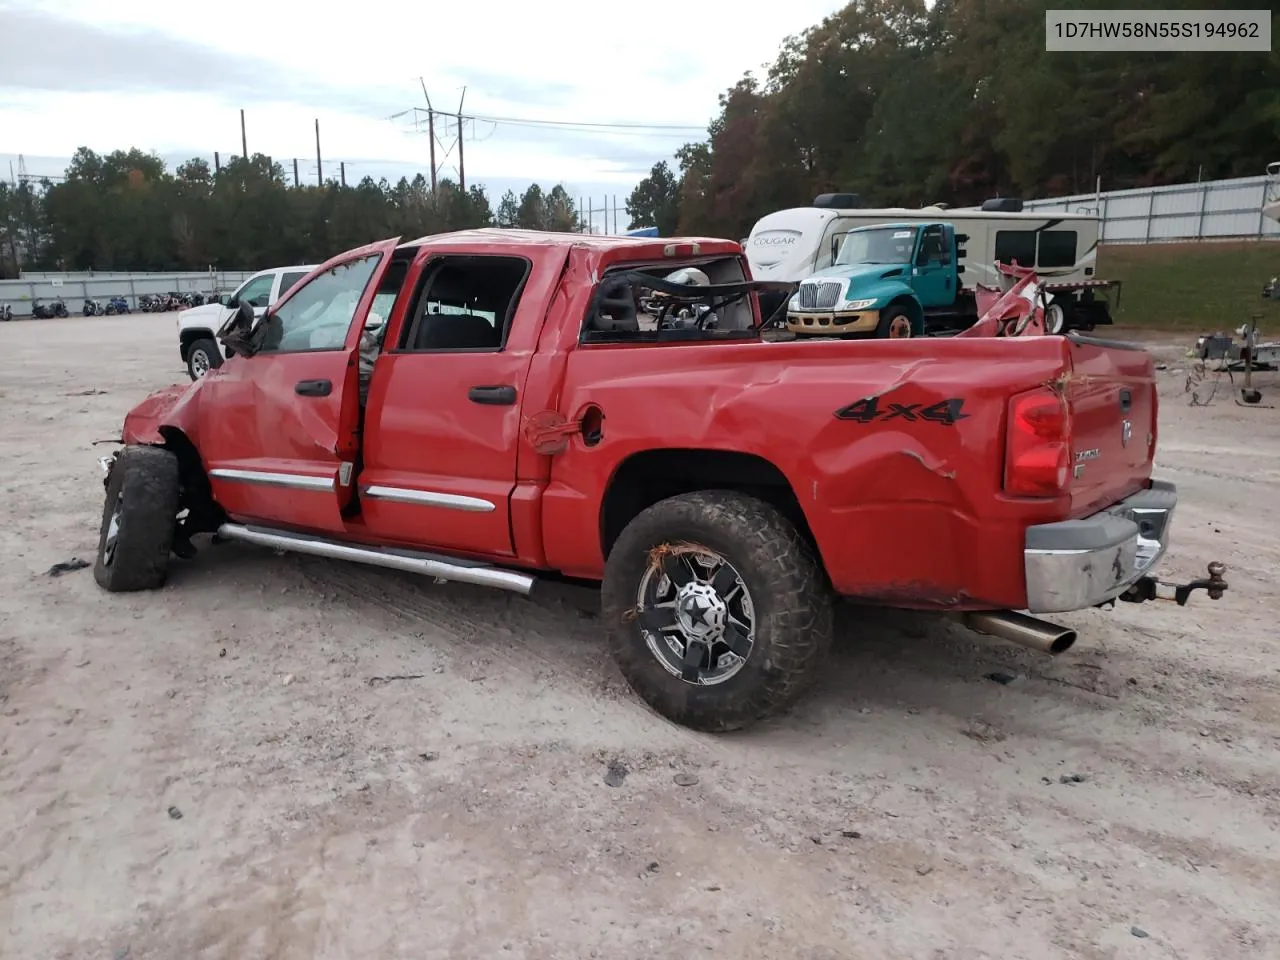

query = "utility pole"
[[240, 109, 248, 159], [315, 118, 323, 186], [420, 78, 437, 193], [293, 158, 299, 187], [340, 162, 346, 187], [214, 151, 221, 174], [457, 86, 467, 191]]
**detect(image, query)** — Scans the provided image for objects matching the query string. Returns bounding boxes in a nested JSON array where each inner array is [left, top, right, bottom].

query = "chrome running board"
[[216, 523, 536, 596]]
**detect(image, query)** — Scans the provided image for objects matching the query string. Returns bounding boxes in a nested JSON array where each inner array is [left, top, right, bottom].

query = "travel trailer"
[[745, 194, 1116, 332]]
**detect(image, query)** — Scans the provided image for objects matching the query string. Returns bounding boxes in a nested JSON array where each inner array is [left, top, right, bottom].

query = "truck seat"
[[412, 313, 501, 350]]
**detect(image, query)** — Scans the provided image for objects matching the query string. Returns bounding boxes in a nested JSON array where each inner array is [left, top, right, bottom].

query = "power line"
[[464, 112, 706, 132]]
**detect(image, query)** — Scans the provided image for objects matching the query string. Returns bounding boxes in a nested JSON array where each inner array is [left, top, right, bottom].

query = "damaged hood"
[[810, 262, 909, 284], [122, 380, 204, 445]]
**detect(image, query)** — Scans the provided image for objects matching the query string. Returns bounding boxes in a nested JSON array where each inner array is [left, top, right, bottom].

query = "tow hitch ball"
[[1119, 561, 1228, 606]]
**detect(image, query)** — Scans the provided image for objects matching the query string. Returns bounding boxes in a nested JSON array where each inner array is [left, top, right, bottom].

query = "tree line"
[[625, 0, 1280, 240], [0, 148, 583, 277]]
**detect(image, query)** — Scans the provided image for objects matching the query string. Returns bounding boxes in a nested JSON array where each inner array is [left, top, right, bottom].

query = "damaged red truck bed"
[[94, 230, 1227, 731]]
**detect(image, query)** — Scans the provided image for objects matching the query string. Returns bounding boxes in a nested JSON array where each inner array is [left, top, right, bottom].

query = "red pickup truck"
[[94, 230, 1226, 731]]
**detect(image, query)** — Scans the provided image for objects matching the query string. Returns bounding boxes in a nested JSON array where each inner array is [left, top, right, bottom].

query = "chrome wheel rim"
[[191, 349, 211, 378], [102, 494, 123, 567], [635, 545, 756, 685], [888, 315, 912, 338]]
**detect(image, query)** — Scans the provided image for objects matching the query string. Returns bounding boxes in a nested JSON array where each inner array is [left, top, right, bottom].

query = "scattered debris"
[[985, 671, 1019, 685], [74, 659, 91, 668], [841, 830, 863, 839], [1131, 926, 1150, 939], [604, 759, 629, 788], [218, 648, 226, 658], [646, 861, 660, 873], [167, 805, 183, 820], [47, 557, 90, 577], [281, 674, 295, 686], [419, 751, 439, 762], [367, 674, 426, 688], [915, 865, 933, 876], [1059, 774, 1088, 784], [672, 772, 699, 787], [705, 884, 721, 892], [809, 835, 823, 845]]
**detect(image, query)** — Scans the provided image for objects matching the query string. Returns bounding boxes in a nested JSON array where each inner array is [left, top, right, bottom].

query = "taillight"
[[1004, 387, 1071, 497]]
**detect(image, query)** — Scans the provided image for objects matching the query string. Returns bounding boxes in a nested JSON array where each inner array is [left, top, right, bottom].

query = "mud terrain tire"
[[94, 445, 181, 592], [602, 490, 834, 732]]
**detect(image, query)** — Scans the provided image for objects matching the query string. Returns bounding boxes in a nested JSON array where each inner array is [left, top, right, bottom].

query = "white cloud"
[[0, 0, 845, 194]]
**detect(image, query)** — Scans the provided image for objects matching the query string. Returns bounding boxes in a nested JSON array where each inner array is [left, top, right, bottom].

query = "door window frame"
[[394, 253, 533, 355], [250, 252, 386, 357]]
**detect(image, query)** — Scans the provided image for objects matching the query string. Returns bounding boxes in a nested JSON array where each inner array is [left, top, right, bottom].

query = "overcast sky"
[[1, 0, 843, 227]]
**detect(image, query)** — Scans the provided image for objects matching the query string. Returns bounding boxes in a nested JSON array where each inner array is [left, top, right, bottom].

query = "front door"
[[912, 224, 953, 307], [359, 249, 561, 558], [197, 238, 400, 535]]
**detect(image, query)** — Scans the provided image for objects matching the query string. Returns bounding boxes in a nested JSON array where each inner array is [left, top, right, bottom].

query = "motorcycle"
[[32, 299, 55, 319], [108, 295, 130, 314], [83, 298, 104, 316], [0, 304, 12, 322]]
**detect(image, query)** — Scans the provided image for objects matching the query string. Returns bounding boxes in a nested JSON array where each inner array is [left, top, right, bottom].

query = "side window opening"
[[994, 230, 1037, 268], [277, 270, 310, 299], [1037, 230, 1079, 268], [256, 253, 382, 354], [399, 256, 530, 353], [917, 226, 945, 264]]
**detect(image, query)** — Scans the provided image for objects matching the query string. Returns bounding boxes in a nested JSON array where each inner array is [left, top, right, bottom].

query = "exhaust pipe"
[[216, 523, 536, 596], [962, 610, 1077, 655]]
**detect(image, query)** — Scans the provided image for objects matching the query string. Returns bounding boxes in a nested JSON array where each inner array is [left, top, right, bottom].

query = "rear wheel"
[[94, 446, 181, 592], [602, 491, 834, 732], [876, 305, 913, 338], [186, 338, 222, 380]]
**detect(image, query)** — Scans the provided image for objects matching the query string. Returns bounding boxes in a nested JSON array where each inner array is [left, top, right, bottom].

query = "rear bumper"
[[1024, 480, 1174, 613]]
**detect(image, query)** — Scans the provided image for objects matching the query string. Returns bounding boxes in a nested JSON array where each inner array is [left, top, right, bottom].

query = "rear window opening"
[[581, 256, 778, 345]]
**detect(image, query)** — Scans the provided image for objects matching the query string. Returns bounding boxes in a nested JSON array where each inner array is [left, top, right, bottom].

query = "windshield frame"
[[835, 226, 919, 266]]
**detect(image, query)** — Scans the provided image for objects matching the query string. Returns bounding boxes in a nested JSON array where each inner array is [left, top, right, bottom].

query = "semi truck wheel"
[[876, 306, 913, 338], [186, 338, 222, 380], [94, 446, 181, 592], [602, 490, 834, 732]]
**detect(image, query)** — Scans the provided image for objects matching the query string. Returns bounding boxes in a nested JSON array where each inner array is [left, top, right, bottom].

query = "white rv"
[[745, 194, 1116, 331]]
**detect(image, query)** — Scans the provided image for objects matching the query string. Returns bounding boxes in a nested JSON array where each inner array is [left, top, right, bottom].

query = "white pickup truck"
[[177, 264, 316, 379]]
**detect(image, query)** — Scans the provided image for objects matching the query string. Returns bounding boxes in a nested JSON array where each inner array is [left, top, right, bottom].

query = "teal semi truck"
[[783, 220, 1119, 338], [757, 208, 1121, 340]]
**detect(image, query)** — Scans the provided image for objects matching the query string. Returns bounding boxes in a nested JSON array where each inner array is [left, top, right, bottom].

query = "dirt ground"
[[1, 315, 1278, 960]]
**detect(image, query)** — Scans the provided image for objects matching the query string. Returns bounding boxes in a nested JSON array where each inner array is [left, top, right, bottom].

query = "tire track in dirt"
[[292, 557, 720, 754]]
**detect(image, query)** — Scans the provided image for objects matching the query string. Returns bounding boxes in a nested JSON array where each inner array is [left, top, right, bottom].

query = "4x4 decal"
[[834, 397, 970, 425]]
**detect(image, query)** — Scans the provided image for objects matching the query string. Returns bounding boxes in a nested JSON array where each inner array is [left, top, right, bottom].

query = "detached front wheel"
[[94, 446, 181, 592], [602, 491, 834, 732]]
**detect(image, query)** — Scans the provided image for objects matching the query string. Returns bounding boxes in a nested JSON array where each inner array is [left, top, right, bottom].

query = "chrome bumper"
[[1024, 480, 1175, 613]]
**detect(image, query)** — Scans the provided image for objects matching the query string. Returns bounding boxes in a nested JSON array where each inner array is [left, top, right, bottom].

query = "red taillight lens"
[[1005, 388, 1071, 497]]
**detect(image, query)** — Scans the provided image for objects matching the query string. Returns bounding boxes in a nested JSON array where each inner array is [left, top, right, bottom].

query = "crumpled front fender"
[[122, 381, 203, 445]]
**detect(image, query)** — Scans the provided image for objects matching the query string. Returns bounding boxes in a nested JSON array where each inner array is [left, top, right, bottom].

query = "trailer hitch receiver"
[[1119, 561, 1228, 607]]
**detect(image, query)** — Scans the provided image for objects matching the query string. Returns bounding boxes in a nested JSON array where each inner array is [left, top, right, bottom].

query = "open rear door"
[[197, 237, 401, 535]]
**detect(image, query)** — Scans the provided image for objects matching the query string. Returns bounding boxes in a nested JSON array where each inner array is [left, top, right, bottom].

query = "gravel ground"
[[1, 315, 1278, 960]]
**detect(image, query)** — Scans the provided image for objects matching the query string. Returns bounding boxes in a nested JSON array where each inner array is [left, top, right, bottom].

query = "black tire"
[[602, 490, 834, 732], [186, 337, 222, 380], [93, 446, 181, 592], [875, 305, 914, 338]]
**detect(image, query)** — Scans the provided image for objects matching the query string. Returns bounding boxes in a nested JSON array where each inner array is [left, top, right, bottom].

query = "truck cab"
[[786, 221, 962, 338]]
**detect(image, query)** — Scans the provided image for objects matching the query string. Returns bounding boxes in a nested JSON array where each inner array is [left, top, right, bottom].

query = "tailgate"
[[1064, 336, 1157, 518]]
